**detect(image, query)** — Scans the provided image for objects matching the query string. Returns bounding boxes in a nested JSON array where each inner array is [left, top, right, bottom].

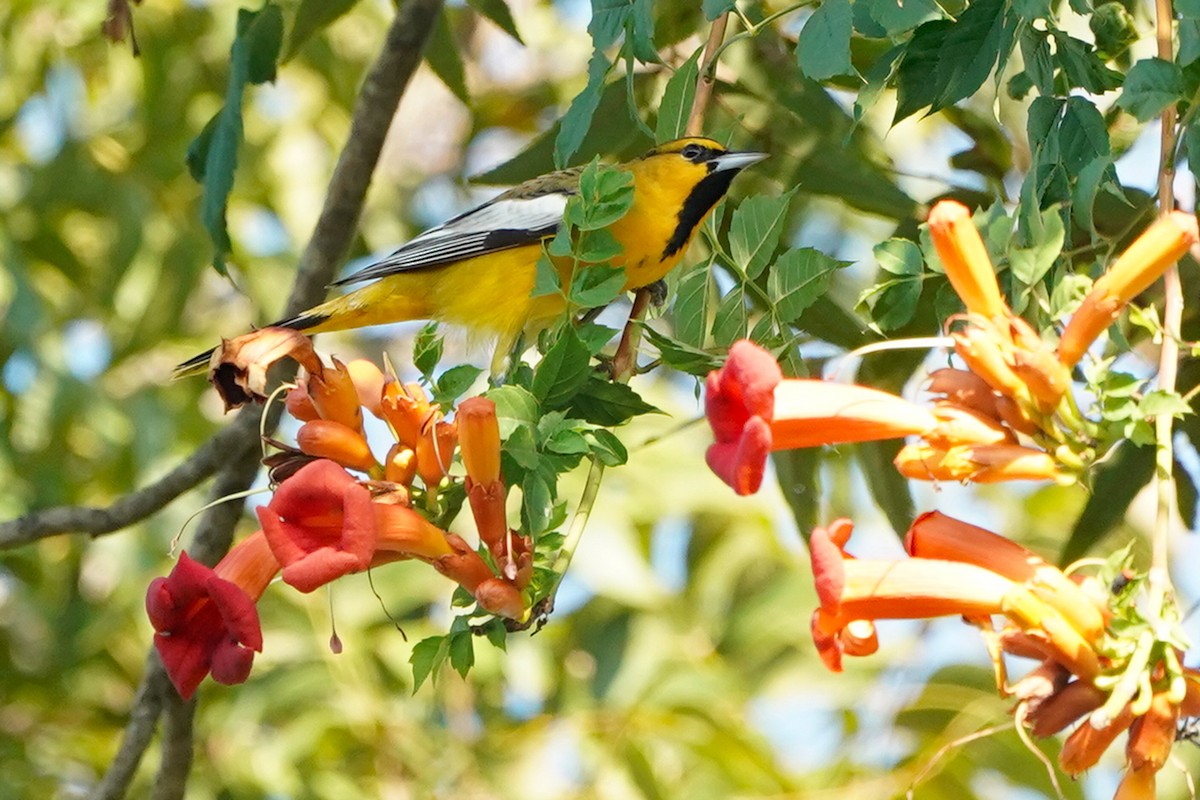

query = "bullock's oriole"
[[175, 136, 766, 378]]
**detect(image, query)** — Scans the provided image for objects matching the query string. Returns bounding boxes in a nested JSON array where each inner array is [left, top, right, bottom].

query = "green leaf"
[[425, 10, 470, 105], [531, 252, 563, 298], [410, 635, 448, 691], [1180, 18, 1200, 65], [572, 161, 635, 230], [1018, 30, 1054, 96], [703, 0, 735, 20], [672, 263, 713, 348], [554, 51, 611, 168], [504, 424, 540, 470], [875, 237, 923, 277], [575, 229, 624, 262], [242, 5, 285, 84], [798, 0, 855, 81], [545, 427, 591, 455], [589, 0, 631, 50], [467, 0, 523, 42], [711, 287, 748, 347], [1058, 96, 1109, 173], [434, 364, 483, 406], [184, 112, 221, 183], [626, 0, 660, 64], [413, 323, 442, 379], [768, 248, 848, 323], [1054, 31, 1122, 93], [867, 0, 941, 35], [932, 0, 1010, 110], [641, 326, 722, 376], [447, 631, 475, 677], [565, 377, 659, 425], [1116, 57, 1185, 122], [586, 429, 628, 466], [522, 471, 553, 535], [1062, 443, 1154, 564], [860, 276, 922, 332], [576, 322, 619, 354], [532, 327, 592, 407], [488, 385, 540, 421], [655, 48, 701, 143], [858, 440, 914, 536], [728, 190, 796, 279], [772, 449, 820, 537], [570, 264, 627, 307], [1140, 389, 1191, 418], [189, 3, 285, 274], [1009, 205, 1063, 296], [283, 0, 359, 61], [1178, 459, 1199, 529]]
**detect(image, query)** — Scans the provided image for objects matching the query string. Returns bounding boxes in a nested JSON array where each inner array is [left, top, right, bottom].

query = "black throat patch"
[[660, 168, 739, 260]]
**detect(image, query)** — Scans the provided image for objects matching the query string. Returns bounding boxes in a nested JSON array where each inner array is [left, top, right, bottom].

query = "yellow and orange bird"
[[175, 136, 766, 378]]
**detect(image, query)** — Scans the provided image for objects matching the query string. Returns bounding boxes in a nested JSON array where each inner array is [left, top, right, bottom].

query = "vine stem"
[[542, 11, 732, 616], [1151, 0, 1180, 611]]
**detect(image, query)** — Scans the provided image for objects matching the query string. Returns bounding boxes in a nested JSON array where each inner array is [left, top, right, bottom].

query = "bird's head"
[[639, 137, 769, 176], [634, 137, 768, 259]]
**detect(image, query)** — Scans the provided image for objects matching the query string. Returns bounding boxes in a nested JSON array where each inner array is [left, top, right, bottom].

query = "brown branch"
[[0, 0, 448, 552], [685, 14, 730, 138], [150, 694, 196, 800], [89, 653, 171, 800], [87, 1, 445, 797], [611, 12, 731, 382], [0, 409, 258, 550]]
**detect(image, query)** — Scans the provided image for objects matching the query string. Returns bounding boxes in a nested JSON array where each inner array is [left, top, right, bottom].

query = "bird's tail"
[[171, 280, 432, 380]]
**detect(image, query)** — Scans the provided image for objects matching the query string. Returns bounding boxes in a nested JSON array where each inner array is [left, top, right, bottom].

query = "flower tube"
[[706, 340, 938, 494], [927, 200, 1009, 319], [1058, 211, 1198, 367]]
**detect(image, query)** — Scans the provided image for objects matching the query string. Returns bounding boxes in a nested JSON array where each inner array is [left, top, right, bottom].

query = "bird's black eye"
[[681, 143, 705, 162]]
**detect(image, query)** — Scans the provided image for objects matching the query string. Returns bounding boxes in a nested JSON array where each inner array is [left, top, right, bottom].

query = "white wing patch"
[[334, 193, 568, 286]]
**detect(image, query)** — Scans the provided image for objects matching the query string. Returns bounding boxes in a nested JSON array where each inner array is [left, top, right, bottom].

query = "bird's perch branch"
[[87, 1, 445, 798], [610, 13, 730, 380]]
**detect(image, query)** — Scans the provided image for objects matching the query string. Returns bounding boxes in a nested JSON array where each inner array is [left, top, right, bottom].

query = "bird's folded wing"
[[332, 192, 569, 286]]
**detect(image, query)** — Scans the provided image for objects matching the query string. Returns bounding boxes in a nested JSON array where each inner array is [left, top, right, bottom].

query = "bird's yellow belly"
[[428, 246, 565, 338]]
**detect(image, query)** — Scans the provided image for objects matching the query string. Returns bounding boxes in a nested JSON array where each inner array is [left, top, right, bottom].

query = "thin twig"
[[88, 1, 445, 797], [685, 14, 730, 138], [1151, 0, 1181, 611]]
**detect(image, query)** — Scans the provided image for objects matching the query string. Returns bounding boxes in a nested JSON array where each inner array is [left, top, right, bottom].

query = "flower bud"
[[1058, 211, 1199, 367], [1126, 691, 1179, 771], [384, 443, 417, 486], [1113, 765, 1157, 800], [457, 397, 502, 485], [382, 381, 434, 449], [1059, 704, 1133, 775], [307, 357, 364, 433], [474, 577, 525, 620], [296, 420, 377, 473], [894, 443, 1062, 484], [928, 200, 1008, 319], [346, 359, 386, 419], [285, 383, 320, 422], [416, 419, 457, 489], [927, 368, 1000, 419], [928, 402, 1013, 446]]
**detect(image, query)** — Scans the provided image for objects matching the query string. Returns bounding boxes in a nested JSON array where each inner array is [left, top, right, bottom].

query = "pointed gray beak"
[[711, 150, 769, 172]]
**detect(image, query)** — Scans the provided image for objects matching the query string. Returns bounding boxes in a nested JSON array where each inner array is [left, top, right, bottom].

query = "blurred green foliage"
[[3, 0, 1200, 798]]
